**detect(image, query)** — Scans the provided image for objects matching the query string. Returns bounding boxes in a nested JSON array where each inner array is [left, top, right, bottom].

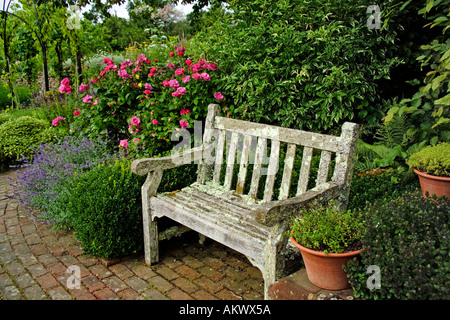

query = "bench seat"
[[152, 182, 270, 264]]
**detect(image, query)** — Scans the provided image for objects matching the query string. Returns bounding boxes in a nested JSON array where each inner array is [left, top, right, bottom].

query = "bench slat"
[[278, 143, 297, 200], [224, 131, 240, 190], [213, 130, 226, 183], [236, 134, 253, 194], [263, 140, 280, 202], [215, 116, 338, 152], [316, 150, 332, 186], [296, 147, 313, 196], [172, 189, 269, 237], [249, 137, 267, 199]]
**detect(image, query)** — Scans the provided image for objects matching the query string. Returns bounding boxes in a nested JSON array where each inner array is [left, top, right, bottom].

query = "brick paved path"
[[0, 169, 264, 300]]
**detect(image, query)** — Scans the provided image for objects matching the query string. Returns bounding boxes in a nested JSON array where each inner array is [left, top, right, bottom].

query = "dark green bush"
[[66, 159, 146, 259], [348, 167, 419, 210], [191, 0, 424, 133], [0, 116, 55, 166], [345, 191, 450, 300]]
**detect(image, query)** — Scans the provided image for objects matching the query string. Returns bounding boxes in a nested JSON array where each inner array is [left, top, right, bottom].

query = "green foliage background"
[[190, 0, 426, 134]]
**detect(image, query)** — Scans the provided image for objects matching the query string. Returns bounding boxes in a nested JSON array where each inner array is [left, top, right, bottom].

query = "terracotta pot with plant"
[[289, 201, 364, 290], [406, 142, 450, 199]]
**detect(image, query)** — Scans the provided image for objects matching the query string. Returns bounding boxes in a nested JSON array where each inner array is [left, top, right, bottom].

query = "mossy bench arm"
[[130, 146, 206, 176], [254, 182, 340, 227], [131, 103, 360, 300]]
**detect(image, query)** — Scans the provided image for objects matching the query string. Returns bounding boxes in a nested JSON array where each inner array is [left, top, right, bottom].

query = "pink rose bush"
[[56, 45, 225, 158]]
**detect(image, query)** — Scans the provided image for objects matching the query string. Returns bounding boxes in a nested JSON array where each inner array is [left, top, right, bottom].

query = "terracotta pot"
[[413, 168, 450, 199], [290, 236, 361, 290]]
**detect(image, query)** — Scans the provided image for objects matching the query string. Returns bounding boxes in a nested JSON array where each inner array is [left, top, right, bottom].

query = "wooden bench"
[[131, 104, 360, 299]]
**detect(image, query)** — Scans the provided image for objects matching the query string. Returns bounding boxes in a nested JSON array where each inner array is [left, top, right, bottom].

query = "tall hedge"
[[190, 0, 427, 133]]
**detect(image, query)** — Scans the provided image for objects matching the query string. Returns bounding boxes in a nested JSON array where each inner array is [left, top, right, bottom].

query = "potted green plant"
[[289, 201, 364, 290], [406, 142, 450, 198]]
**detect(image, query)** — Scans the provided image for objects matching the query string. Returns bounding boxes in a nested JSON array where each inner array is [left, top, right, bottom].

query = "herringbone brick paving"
[[0, 169, 264, 300]]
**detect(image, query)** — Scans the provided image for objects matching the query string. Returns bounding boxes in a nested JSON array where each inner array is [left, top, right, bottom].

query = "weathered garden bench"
[[131, 104, 359, 299]]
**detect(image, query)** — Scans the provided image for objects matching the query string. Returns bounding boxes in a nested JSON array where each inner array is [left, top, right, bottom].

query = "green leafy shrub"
[[290, 201, 364, 254], [0, 116, 54, 164], [345, 191, 450, 300], [383, 0, 450, 146], [406, 142, 450, 177], [348, 166, 419, 211], [190, 0, 420, 133], [66, 159, 146, 258], [0, 84, 32, 109]]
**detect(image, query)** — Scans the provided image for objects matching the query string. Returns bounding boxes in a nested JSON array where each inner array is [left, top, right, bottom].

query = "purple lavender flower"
[[9, 136, 115, 227]]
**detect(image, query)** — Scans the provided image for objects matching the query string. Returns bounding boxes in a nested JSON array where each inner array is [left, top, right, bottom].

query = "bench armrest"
[[254, 183, 341, 227], [131, 146, 206, 176]]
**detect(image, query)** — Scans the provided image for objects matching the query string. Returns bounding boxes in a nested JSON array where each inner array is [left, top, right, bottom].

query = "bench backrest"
[[197, 104, 359, 203]]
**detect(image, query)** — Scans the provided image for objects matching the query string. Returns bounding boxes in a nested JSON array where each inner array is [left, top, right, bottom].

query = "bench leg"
[[141, 170, 163, 266], [262, 223, 291, 299], [262, 244, 277, 300], [143, 215, 159, 265]]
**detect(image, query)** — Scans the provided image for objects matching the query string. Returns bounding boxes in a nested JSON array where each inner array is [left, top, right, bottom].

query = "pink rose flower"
[[145, 83, 153, 90], [206, 62, 218, 70], [175, 68, 184, 76], [119, 139, 128, 148], [180, 108, 190, 115], [169, 52, 174, 57], [59, 78, 71, 94], [118, 69, 131, 79], [130, 116, 141, 126], [61, 78, 70, 86], [201, 73, 210, 81], [143, 89, 152, 95], [73, 110, 81, 116], [58, 85, 70, 94], [179, 119, 189, 130], [121, 59, 132, 68], [214, 92, 224, 101], [172, 87, 186, 97], [79, 84, 89, 92], [52, 116, 66, 127], [82, 95, 92, 103], [192, 73, 201, 80], [181, 76, 190, 83], [185, 59, 192, 65], [167, 62, 175, 69], [168, 79, 180, 89], [152, 119, 159, 125], [103, 58, 114, 65]]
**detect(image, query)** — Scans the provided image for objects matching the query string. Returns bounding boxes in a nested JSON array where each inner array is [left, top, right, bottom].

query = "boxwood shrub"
[[66, 159, 146, 258], [0, 116, 55, 169]]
